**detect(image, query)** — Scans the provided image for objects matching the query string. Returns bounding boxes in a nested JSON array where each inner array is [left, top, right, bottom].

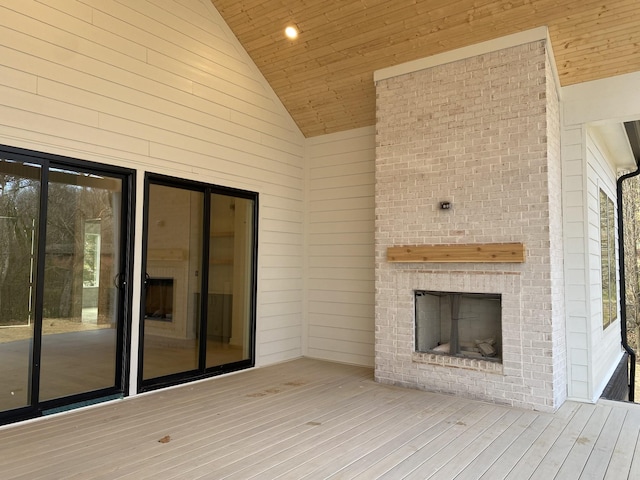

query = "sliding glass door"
[[206, 194, 255, 368], [141, 184, 204, 380], [0, 160, 41, 412], [140, 175, 257, 390], [0, 147, 133, 424], [39, 169, 126, 402]]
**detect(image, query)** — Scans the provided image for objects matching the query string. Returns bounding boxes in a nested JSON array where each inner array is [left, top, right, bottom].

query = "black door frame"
[[139, 173, 258, 392], [0, 145, 136, 426]]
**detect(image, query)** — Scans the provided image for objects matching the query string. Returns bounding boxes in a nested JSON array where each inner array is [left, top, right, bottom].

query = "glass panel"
[[39, 169, 122, 401], [206, 194, 254, 368], [143, 185, 203, 380], [0, 160, 41, 411], [600, 189, 617, 329], [608, 194, 617, 324]]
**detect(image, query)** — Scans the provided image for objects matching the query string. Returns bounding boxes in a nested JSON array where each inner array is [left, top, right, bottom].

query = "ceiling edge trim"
[[373, 26, 550, 83], [589, 123, 636, 170], [562, 71, 640, 128]]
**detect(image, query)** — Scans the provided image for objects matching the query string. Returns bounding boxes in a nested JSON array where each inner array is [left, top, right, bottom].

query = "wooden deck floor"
[[1, 358, 640, 479]]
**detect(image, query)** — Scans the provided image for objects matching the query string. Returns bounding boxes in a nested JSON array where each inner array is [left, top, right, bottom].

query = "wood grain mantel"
[[387, 243, 526, 263]]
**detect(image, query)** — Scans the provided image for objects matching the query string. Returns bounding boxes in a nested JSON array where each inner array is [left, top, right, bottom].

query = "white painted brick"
[[374, 40, 564, 412]]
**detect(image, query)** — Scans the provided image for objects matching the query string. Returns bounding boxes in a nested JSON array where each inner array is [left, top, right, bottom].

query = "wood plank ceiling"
[[210, 0, 640, 137]]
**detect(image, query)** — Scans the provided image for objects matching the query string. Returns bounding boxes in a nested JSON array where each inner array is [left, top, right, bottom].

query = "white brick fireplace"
[[374, 30, 565, 412]]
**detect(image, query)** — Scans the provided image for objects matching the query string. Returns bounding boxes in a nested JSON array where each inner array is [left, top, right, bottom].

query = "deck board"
[[416, 409, 525, 480], [1, 358, 640, 479], [181, 389, 416, 479], [477, 414, 554, 479], [301, 398, 470, 479], [580, 407, 627, 480], [385, 406, 508, 479], [454, 410, 540, 480], [505, 403, 595, 480], [604, 403, 640, 479], [553, 405, 613, 479], [334, 400, 485, 479]]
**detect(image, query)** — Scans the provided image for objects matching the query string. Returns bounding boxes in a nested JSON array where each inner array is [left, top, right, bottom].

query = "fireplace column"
[[374, 29, 564, 411]]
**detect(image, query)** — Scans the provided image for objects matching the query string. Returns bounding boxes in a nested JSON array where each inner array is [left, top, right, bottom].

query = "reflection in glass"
[[39, 170, 122, 401], [143, 185, 203, 380], [206, 194, 254, 368], [142, 182, 256, 384], [0, 160, 41, 411], [600, 189, 617, 329], [83, 222, 101, 288]]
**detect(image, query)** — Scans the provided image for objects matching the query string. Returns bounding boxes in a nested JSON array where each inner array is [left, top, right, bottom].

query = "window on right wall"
[[600, 188, 617, 329]]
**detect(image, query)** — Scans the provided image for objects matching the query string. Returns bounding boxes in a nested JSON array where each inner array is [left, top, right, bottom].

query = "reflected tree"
[[0, 164, 117, 324], [622, 174, 640, 351], [0, 170, 39, 326]]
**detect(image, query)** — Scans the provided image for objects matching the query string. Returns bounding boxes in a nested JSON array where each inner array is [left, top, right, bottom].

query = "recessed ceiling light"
[[285, 26, 299, 39]]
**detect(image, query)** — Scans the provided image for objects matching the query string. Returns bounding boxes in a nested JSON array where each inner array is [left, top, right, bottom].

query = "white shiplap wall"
[[586, 131, 624, 398], [0, 0, 305, 384], [305, 127, 376, 366], [562, 126, 624, 403], [562, 125, 592, 401], [562, 69, 640, 401]]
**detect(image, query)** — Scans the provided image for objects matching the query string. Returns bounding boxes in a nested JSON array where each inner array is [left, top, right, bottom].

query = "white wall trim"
[[302, 140, 310, 358], [563, 70, 640, 127], [589, 123, 636, 170], [374, 26, 550, 83]]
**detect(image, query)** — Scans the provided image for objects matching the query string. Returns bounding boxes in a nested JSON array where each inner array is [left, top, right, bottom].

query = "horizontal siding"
[[586, 131, 624, 398], [562, 122, 623, 403], [562, 125, 591, 401], [306, 127, 376, 367], [0, 0, 305, 376]]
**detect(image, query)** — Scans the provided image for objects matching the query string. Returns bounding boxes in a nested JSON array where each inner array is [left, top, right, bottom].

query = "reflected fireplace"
[[145, 277, 174, 322], [415, 290, 502, 362]]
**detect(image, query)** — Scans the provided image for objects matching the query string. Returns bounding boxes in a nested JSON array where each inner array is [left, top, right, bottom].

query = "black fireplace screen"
[[415, 290, 502, 361], [145, 277, 174, 321]]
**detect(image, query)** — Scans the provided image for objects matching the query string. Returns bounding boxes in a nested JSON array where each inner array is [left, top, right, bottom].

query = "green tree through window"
[[600, 189, 617, 329]]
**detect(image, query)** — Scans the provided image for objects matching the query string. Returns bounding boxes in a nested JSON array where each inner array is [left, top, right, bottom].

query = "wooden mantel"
[[387, 243, 525, 263]]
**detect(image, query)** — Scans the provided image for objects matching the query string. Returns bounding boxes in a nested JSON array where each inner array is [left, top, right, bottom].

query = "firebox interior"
[[415, 290, 502, 362]]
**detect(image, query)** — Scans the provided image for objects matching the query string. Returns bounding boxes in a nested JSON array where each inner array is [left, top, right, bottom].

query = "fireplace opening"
[[415, 290, 502, 362], [145, 277, 174, 322]]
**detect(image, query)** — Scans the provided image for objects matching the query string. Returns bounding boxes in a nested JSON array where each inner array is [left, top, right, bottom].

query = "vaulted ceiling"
[[210, 0, 640, 137]]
